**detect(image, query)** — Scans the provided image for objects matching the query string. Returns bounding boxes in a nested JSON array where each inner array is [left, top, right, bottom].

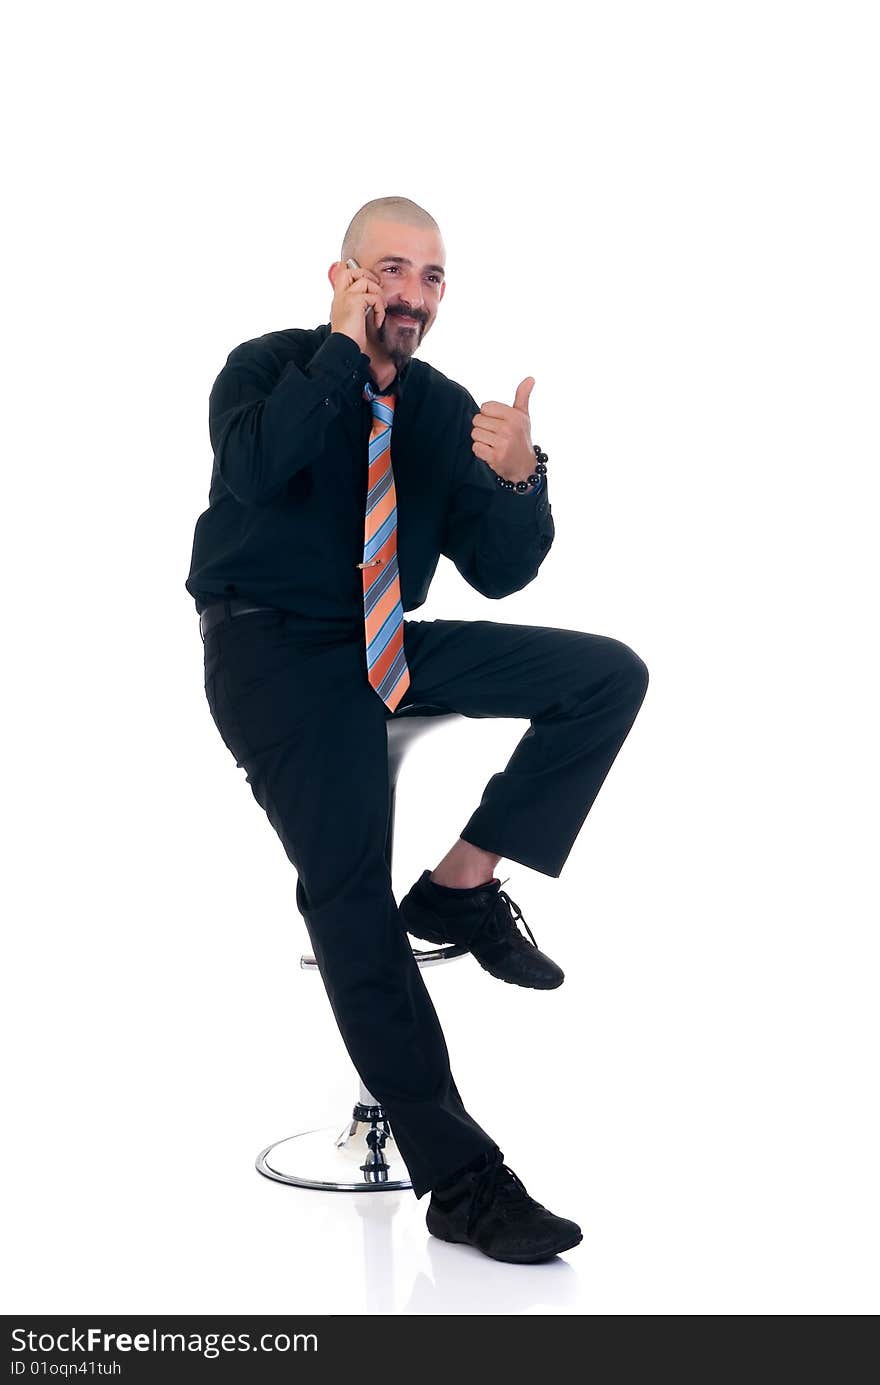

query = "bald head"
[[341, 195, 443, 265]]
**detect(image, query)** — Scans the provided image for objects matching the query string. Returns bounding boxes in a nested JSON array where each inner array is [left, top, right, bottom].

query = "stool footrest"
[[300, 942, 468, 969], [256, 1097, 412, 1192]]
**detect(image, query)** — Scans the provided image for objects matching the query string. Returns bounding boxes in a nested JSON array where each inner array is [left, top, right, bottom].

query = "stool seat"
[[257, 707, 473, 1193]]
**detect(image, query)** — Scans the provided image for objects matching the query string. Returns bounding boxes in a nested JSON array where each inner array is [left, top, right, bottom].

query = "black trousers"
[[202, 605, 649, 1197]]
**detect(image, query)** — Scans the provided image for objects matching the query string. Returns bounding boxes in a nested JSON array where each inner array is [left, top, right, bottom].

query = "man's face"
[[345, 219, 447, 367]]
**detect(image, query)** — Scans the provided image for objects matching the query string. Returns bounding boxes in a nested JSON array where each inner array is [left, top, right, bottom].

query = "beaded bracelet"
[[492, 443, 548, 493]]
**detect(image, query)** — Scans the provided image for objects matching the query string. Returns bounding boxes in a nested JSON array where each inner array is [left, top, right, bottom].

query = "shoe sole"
[[479, 965, 564, 990], [403, 919, 564, 990], [402, 905, 564, 990], [428, 1225, 583, 1263], [405, 924, 452, 946], [407, 936, 564, 990]]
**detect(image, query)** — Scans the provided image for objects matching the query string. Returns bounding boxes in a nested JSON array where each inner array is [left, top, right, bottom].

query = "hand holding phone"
[[330, 257, 385, 352]]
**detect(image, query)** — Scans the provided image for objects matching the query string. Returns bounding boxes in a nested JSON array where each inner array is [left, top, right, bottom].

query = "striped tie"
[[358, 381, 411, 712]]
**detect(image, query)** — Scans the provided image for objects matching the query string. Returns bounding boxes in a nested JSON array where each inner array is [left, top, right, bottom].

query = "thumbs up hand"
[[471, 377, 537, 484]]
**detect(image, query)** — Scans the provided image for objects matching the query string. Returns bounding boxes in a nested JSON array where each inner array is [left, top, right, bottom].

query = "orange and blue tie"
[[358, 382, 411, 712]]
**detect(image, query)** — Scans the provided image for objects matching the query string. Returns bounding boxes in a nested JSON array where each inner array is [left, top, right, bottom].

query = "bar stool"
[[256, 706, 468, 1193]]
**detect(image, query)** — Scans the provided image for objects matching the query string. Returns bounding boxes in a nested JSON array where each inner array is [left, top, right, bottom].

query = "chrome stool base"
[[257, 944, 469, 1193], [256, 709, 470, 1196], [256, 1096, 412, 1192]]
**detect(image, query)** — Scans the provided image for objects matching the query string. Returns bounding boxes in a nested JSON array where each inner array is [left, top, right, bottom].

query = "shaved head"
[[341, 196, 442, 265]]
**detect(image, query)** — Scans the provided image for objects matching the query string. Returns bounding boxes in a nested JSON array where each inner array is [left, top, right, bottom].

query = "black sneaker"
[[399, 871, 565, 990], [427, 1149, 582, 1263]]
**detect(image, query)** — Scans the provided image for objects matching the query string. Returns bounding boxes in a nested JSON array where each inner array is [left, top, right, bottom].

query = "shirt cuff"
[[305, 331, 372, 405], [487, 471, 550, 526]]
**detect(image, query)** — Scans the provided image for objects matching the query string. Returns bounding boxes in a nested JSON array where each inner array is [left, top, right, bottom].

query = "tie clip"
[[356, 558, 383, 569]]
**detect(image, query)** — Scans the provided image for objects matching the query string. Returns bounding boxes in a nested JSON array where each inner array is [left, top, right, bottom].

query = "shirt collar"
[[370, 355, 412, 400]]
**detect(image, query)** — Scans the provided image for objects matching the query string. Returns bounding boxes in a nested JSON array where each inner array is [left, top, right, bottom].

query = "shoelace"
[[467, 876, 539, 950], [466, 1149, 532, 1237]]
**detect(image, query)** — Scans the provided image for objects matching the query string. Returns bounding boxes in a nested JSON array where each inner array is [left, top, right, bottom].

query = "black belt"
[[199, 598, 278, 642]]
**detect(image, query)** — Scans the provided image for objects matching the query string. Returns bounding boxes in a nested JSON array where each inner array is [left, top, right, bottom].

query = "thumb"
[[513, 377, 535, 413]]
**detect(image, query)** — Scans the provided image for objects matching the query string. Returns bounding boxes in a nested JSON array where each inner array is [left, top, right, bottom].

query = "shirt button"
[[324, 397, 330, 406]]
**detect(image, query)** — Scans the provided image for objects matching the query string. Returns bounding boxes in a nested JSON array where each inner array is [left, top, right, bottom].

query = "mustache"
[[386, 309, 424, 324]]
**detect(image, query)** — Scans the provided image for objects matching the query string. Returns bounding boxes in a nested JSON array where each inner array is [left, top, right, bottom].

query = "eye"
[[383, 265, 442, 285]]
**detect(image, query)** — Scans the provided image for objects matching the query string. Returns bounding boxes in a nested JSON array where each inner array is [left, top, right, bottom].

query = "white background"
[[3, 0, 877, 1315]]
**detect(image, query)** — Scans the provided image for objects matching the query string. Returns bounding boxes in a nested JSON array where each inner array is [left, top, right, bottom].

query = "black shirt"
[[185, 323, 554, 624]]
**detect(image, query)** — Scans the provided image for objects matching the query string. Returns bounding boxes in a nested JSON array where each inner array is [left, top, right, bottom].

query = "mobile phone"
[[345, 256, 376, 316]]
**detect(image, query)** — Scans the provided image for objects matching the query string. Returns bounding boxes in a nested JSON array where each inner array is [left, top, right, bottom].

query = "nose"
[[396, 275, 425, 316]]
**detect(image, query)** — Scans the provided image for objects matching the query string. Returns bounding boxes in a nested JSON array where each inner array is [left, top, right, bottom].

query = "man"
[[186, 196, 649, 1264]]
